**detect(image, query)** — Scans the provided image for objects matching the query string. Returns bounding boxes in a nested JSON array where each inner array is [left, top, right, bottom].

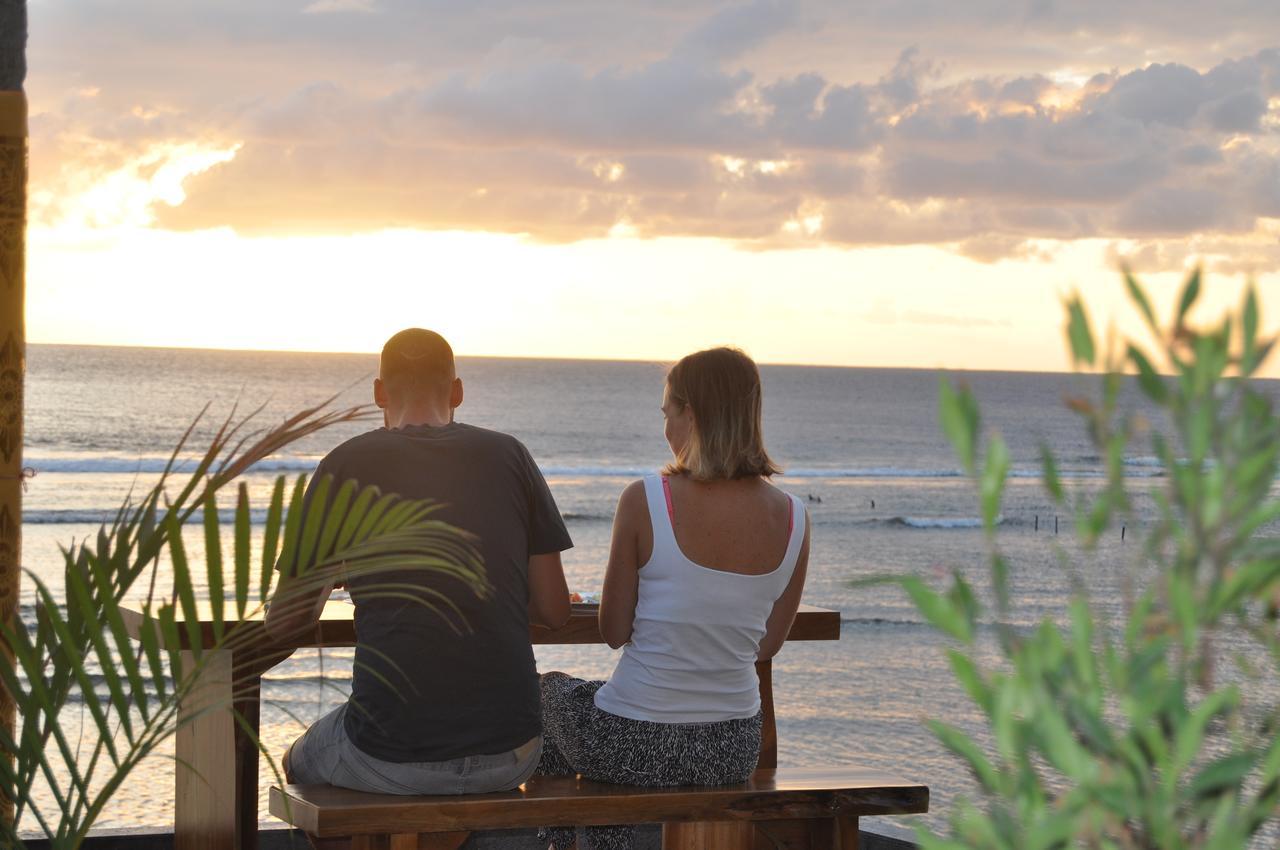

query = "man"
[[266, 328, 572, 795]]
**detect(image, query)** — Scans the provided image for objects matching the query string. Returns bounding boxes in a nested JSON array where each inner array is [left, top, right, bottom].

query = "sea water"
[[16, 344, 1280, 838]]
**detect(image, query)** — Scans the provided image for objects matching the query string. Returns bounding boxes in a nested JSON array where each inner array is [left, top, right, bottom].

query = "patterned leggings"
[[536, 672, 762, 850]]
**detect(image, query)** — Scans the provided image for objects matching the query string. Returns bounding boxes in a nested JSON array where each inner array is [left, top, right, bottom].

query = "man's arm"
[[264, 462, 339, 645], [264, 570, 336, 645], [528, 551, 570, 629], [518, 440, 573, 630]]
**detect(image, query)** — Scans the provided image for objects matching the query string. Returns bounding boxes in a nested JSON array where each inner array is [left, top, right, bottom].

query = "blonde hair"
[[662, 347, 782, 481]]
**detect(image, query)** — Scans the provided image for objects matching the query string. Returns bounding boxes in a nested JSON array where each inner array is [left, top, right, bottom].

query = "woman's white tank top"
[[593, 474, 805, 723]]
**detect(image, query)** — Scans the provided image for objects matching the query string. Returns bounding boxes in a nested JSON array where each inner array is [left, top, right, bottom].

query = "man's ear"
[[450, 377, 464, 410], [373, 377, 388, 409]]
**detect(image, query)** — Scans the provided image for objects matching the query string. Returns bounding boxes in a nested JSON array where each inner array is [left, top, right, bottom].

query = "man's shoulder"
[[322, 428, 396, 460], [321, 424, 530, 463], [452, 422, 527, 453]]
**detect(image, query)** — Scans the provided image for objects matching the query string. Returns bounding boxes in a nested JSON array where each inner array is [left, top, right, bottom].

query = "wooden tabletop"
[[119, 600, 841, 649]]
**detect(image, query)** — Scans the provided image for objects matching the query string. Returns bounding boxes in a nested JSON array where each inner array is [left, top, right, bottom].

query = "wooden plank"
[[232, 665, 264, 850], [834, 815, 859, 850], [0, 86, 26, 830], [175, 650, 237, 850], [417, 833, 468, 849], [663, 820, 753, 849], [756, 659, 776, 770], [121, 602, 841, 648], [749, 819, 836, 850], [269, 768, 928, 837]]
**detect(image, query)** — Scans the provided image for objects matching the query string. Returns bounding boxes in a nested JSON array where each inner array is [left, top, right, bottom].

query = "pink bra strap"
[[664, 475, 795, 534]]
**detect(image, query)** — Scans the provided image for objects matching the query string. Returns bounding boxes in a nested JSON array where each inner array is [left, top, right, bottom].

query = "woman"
[[538, 347, 810, 850]]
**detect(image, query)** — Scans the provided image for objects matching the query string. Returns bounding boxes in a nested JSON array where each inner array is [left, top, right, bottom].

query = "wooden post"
[[0, 0, 25, 830]]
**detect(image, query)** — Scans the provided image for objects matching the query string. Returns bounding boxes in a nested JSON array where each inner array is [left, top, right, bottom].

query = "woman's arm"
[[757, 509, 811, 661], [598, 480, 647, 649]]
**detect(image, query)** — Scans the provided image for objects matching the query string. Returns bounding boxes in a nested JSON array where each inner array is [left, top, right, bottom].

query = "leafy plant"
[[2, 402, 485, 848], [905, 270, 1280, 849]]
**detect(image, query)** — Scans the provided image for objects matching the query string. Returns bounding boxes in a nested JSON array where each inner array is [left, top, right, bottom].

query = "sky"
[[22, 0, 1280, 371]]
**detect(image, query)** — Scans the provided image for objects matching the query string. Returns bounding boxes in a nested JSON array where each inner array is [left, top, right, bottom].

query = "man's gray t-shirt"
[[304, 422, 572, 762]]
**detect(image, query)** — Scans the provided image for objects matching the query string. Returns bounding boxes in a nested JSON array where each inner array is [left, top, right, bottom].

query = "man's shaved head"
[[379, 329, 456, 401]]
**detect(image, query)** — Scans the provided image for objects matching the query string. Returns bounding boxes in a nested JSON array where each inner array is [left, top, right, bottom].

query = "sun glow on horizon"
[[28, 209, 1280, 377]]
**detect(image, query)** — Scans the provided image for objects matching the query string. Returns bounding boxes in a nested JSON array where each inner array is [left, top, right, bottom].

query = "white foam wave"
[[24, 508, 273, 525], [25, 455, 322, 475], [899, 516, 990, 529]]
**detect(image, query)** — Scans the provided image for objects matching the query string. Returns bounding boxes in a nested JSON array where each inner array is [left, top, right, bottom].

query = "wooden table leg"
[[745, 818, 859, 849], [834, 815, 858, 850], [756, 659, 776, 769], [232, 661, 264, 850], [662, 821, 753, 849], [175, 650, 237, 850], [173, 649, 271, 850]]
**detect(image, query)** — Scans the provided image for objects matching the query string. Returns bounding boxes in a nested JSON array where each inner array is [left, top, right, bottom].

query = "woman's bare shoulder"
[[616, 478, 649, 515]]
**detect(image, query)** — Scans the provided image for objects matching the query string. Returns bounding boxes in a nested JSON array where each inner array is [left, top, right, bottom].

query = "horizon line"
[[25, 339, 1085, 377]]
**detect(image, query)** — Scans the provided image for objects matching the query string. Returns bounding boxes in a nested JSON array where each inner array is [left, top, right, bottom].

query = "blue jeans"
[[288, 702, 542, 795]]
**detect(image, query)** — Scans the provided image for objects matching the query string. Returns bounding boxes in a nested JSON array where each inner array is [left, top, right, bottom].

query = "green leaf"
[[1126, 269, 1158, 331], [1177, 267, 1201, 325], [980, 435, 1010, 533], [947, 572, 981, 638], [1066, 295, 1096, 367], [1068, 597, 1099, 696], [1035, 699, 1097, 783], [938, 376, 979, 474], [902, 576, 973, 643], [1188, 752, 1255, 802], [203, 497, 224, 641], [1242, 286, 1259, 372], [260, 476, 286, 602], [947, 649, 992, 712], [234, 482, 251, 619], [1128, 344, 1168, 404], [1040, 444, 1064, 504], [316, 478, 358, 565], [1211, 559, 1280, 619], [928, 719, 1004, 794], [275, 474, 310, 579], [1172, 686, 1239, 776], [165, 514, 204, 657], [295, 474, 332, 574]]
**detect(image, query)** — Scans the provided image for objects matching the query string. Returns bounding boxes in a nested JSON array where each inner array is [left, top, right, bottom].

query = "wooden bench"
[[269, 766, 929, 849]]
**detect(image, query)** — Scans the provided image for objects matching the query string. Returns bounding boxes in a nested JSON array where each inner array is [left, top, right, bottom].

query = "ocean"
[[15, 343, 1279, 839]]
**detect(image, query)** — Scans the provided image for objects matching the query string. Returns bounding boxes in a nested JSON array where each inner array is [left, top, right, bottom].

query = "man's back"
[[315, 421, 571, 762]]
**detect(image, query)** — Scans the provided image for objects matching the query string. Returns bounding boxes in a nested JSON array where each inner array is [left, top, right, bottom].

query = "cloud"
[[674, 0, 799, 63], [27, 2, 1280, 264]]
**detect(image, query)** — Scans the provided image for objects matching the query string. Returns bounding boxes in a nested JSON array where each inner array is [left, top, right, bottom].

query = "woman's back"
[[652, 473, 796, 575], [593, 474, 805, 723]]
